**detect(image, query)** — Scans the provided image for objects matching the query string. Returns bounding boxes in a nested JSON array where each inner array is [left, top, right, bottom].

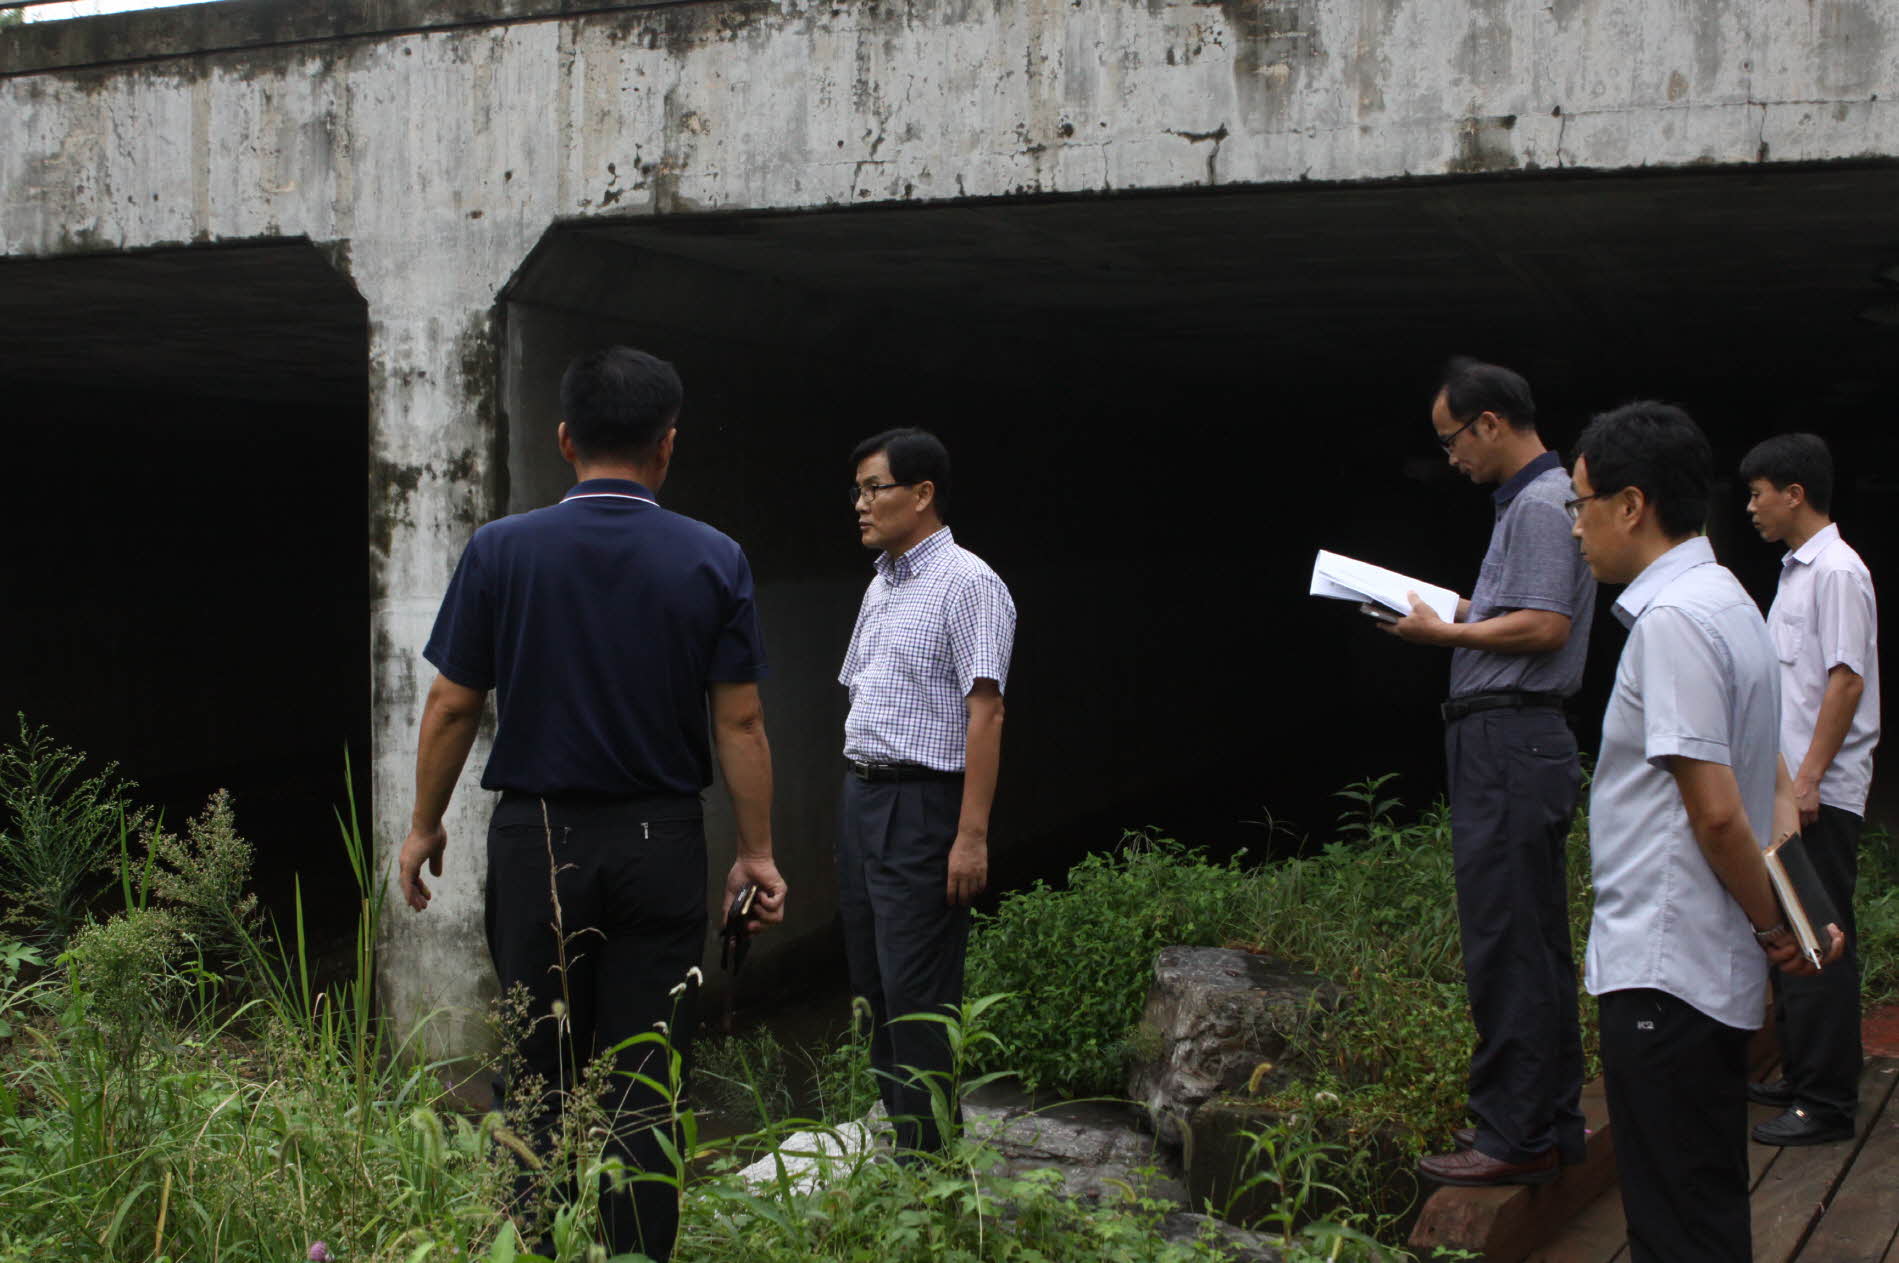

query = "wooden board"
[[1790, 1059, 1899, 1262], [1752, 1059, 1898, 1262], [1521, 1184, 1627, 1263], [1409, 1079, 1617, 1262]]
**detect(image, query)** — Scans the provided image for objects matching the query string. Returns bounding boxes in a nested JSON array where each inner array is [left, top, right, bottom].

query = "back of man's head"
[[1576, 401, 1713, 539], [1438, 356, 1537, 432], [1738, 432, 1834, 516], [560, 347, 683, 464], [851, 427, 954, 520]]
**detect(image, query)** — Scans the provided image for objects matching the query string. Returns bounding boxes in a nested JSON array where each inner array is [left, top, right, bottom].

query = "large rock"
[[1128, 946, 1346, 1146]]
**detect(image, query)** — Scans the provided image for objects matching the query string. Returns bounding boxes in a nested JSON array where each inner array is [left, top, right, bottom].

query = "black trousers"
[[836, 772, 970, 1155], [1600, 988, 1752, 1263], [485, 792, 707, 1261], [1445, 706, 1587, 1164], [1770, 803, 1863, 1125]]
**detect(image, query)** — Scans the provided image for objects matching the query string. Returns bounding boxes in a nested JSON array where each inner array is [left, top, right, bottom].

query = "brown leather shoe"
[[1452, 1127, 1479, 1150], [1418, 1146, 1558, 1187]]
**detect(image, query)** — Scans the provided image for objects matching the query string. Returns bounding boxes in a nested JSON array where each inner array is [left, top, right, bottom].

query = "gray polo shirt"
[[1448, 452, 1597, 698], [1584, 537, 1780, 1030]]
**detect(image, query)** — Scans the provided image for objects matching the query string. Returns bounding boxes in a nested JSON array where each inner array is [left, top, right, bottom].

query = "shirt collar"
[[1782, 521, 1840, 570], [875, 526, 954, 583], [1493, 450, 1563, 508], [1613, 535, 1715, 628], [562, 477, 658, 503]]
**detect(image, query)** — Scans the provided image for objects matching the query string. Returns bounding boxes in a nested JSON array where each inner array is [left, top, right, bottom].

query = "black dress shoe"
[[1751, 1106, 1852, 1147], [1747, 1077, 1795, 1108]]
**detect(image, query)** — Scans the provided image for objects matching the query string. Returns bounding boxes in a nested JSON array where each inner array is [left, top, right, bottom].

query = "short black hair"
[[559, 346, 683, 462], [1437, 356, 1537, 432], [1738, 432, 1834, 516], [850, 427, 953, 519], [1575, 401, 1713, 539]]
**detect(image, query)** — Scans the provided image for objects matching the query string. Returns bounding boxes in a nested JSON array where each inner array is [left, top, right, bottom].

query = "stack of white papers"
[[1309, 550, 1461, 623]]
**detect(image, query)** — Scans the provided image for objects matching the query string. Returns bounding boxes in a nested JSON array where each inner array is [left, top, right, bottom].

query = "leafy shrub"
[[1858, 826, 1899, 1006], [965, 832, 1251, 1096], [140, 789, 265, 977], [0, 716, 145, 949]]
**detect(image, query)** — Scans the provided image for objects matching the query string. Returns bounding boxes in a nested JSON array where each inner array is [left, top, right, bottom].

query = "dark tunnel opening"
[[0, 241, 370, 936], [503, 163, 1899, 915]]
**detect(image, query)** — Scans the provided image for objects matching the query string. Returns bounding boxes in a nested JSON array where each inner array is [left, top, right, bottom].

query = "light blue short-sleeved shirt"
[[1768, 523, 1881, 816], [1585, 537, 1781, 1030]]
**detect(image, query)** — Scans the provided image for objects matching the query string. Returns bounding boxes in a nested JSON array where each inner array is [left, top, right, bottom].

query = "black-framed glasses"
[[850, 480, 916, 505], [1435, 414, 1484, 450], [1564, 493, 1611, 523]]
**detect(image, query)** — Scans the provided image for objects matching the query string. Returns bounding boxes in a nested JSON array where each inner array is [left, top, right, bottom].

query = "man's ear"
[[557, 421, 578, 465], [1617, 485, 1648, 529], [1784, 481, 1807, 509], [912, 479, 936, 515]]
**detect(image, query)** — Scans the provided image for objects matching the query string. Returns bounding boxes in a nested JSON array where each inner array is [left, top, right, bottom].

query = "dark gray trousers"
[[1445, 706, 1588, 1164], [1770, 803, 1863, 1125], [836, 772, 970, 1155], [1600, 988, 1752, 1263]]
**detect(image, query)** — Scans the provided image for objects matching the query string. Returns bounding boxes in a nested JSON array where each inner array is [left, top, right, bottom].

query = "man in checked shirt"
[[838, 427, 1016, 1158]]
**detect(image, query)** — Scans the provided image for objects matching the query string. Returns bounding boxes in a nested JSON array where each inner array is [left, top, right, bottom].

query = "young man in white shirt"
[[1569, 402, 1841, 1261], [1740, 432, 1880, 1145]]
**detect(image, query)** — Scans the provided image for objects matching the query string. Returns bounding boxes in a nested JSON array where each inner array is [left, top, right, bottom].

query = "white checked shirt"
[[1768, 523, 1881, 817], [840, 527, 1016, 772]]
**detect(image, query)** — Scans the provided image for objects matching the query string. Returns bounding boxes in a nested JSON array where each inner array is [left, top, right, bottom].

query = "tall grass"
[[0, 762, 523, 1261]]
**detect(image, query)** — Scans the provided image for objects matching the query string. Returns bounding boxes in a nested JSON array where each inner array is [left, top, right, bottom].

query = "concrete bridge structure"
[[4, 0, 1896, 1058]]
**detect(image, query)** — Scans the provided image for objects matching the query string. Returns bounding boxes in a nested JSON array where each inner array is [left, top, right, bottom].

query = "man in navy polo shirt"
[[397, 346, 785, 1259]]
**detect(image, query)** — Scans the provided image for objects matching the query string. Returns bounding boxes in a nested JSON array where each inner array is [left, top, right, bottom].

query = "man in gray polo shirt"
[[1570, 402, 1839, 1260], [1384, 358, 1595, 1186]]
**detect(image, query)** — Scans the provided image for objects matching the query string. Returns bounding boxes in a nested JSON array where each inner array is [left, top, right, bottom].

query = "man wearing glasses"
[[837, 427, 1015, 1158], [1382, 357, 1595, 1186], [1568, 403, 1839, 1259]]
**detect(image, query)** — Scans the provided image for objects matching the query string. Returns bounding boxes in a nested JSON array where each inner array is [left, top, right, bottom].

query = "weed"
[[0, 715, 146, 950]]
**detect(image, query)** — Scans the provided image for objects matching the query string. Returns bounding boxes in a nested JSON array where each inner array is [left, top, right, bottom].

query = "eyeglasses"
[[849, 480, 916, 506], [1435, 414, 1483, 451], [1564, 493, 1611, 523]]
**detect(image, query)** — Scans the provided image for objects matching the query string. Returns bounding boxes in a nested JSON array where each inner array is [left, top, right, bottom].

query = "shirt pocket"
[[1771, 613, 1805, 665]]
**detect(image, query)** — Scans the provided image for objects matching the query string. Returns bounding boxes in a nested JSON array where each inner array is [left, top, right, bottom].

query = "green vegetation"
[[3, 716, 1886, 1261], [1857, 825, 1899, 1007]]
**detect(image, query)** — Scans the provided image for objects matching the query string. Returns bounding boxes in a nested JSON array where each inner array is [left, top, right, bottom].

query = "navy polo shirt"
[[422, 478, 768, 798]]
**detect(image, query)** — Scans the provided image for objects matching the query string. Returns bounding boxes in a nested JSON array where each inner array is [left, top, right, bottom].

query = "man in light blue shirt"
[[1569, 402, 1839, 1262], [1739, 432, 1880, 1145]]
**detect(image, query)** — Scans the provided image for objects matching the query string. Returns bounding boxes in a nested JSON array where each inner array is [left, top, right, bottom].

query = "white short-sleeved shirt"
[[839, 527, 1017, 772], [1768, 523, 1881, 817], [1585, 537, 1780, 1031]]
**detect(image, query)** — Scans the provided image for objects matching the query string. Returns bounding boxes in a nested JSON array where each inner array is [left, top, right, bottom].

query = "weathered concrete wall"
[[4, 0, 1896, 1056]]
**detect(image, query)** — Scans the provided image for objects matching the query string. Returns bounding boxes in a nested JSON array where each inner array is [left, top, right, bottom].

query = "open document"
[[1310, 550, 1461, 623]]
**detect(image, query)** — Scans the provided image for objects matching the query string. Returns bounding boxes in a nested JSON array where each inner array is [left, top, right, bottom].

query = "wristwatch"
[[1754, 922, 1791, 945]]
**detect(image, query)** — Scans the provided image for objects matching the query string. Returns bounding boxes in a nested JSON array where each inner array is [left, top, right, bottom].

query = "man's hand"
[[947, 830, 988, 907], [399, 823, 448, 912], [725, 857, 787, 932], [1765, 923, 1846, 976], [1792, 773, 1822, 829], [1379, 591, 1455, 646]]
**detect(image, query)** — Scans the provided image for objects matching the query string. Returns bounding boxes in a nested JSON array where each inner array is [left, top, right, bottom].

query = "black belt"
[[847, 759, 964, 783], [1440, 690, 1567, 723]]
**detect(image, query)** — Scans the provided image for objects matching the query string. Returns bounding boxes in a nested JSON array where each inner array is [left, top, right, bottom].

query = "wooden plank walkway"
[[1524, 1056, 1899, 1263]]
